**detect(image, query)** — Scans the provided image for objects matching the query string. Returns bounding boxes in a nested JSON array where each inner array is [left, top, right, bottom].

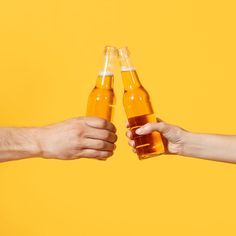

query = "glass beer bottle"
[[86, 46, 117, 121], [118, 47, 165, 159]]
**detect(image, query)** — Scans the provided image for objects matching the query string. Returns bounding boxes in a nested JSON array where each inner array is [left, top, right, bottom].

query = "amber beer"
[[86, 46, 116, 121], [118, 47, 165, 159]]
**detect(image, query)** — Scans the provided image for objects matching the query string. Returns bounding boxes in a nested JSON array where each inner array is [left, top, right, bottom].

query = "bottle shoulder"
[[124, 86, 150, 98], [89, 87, 115, 99], [90, 87, 114, 94]]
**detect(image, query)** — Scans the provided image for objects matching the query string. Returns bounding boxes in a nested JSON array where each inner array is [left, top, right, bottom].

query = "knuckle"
[[77, 126, 86, 137], [103, 131, 110, 140], [144, 123, 152, 131], [76, 140, 83, 149], [96, 141, 106, 149], [99, 119, 107, 128], [158, 122, 166, 129], [174, 127, 183, 137]]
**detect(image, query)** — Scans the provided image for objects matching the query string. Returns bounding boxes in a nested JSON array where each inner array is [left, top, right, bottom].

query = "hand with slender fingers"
[[38, 116, 117, 160], [126, 120, 187, 155]]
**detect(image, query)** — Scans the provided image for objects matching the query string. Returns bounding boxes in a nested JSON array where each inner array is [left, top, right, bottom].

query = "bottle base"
[[135, 138, 166, 160], [138, 151, 165, 160]]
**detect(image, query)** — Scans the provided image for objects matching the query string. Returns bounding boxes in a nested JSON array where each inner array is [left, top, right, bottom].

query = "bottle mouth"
[[104, 46, 118, 56], [118, 47, 130, 58]]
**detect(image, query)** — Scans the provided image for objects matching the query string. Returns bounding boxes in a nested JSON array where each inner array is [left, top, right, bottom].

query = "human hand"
[[38, 117, 117, 160], [126, 121, 187, 155]]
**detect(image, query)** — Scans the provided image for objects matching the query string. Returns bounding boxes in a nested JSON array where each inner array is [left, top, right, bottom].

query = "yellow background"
[[0, 0, 236, 235]]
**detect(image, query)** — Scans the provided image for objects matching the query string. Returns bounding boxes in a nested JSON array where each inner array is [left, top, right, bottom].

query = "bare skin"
[[0, 117, 117, 162], [126, 121, 236, 163]]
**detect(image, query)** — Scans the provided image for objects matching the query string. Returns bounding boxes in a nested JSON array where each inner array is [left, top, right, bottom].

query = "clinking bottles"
[[86, 46, 117, 121], [118, 47, 165, 159]]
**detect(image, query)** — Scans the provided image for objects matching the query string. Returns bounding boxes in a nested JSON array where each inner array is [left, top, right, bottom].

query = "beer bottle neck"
[[96, 47, 116, 89], [121, 68, 142, 90], [118, 47, 142, 90], [96, 72, 114, 89]]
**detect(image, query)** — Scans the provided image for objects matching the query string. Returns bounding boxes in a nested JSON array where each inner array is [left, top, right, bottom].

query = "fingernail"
[[136, 128, 143, 135]]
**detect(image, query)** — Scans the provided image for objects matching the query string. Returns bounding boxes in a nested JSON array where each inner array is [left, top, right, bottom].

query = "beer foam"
[[121, 66, 136, 72], [98, 71, 114, 76]]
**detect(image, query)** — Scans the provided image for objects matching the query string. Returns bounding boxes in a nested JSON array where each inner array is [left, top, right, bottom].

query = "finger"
[[78, 149, 113, 159], [128, 139, 135, 148], [135, 122, 171, 135], [85, 117, 116, 133], [132, 148, 137, 153], [82, 138, 116, 151], [86, 128, 118, 143], [125, 120, 130, 128], [126, 130, 133, 139]]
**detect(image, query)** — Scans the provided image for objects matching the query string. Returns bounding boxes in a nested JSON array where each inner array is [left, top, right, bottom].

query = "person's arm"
[[0, 117, 117, 162], [181, 132, 236, 163], [0, 127, 42, 162], [126, 122, 236, 163]]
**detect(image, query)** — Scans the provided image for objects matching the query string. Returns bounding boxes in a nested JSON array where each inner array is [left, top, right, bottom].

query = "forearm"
[[182, 132, 236, 163], [0, 127, 42, 162]]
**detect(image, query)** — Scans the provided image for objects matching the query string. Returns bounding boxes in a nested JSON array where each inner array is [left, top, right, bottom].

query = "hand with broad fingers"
[[0, 116, 118, 162], [40, 117, 118, 160]]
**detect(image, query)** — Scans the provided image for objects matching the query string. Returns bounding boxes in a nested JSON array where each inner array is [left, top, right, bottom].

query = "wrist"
[[36, 126, 58, 159], [33, 127, 49, 158], [181, 131, 205, 157]]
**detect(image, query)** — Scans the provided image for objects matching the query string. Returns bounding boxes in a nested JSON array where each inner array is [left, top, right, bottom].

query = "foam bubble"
[[121, 66, 136, 72], [98, 71, 114, 76]]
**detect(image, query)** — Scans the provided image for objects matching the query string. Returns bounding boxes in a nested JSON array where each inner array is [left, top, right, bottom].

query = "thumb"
[[136, 122, 171, 135]]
